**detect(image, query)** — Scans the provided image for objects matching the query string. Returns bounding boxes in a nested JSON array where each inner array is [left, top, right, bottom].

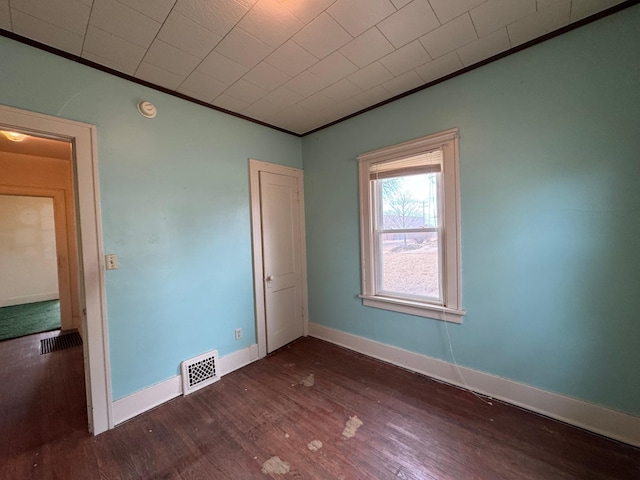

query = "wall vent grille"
[[181, 350, 219, 395]]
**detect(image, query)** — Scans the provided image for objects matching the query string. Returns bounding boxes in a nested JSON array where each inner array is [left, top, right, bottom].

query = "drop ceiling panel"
[[348, 61, 394, 91], [456, 27, 511, 66], [508, 2, 571, 46], [214, 27, 273, 68], [0, 1, 10, 30], [237, 0, 304, 48], [156, 11, 222, 59], [89, 0, 160, 48], [179, 71, 227, 102], [143, 39, 201, 76], [327, 0, 396, 37], [339, 27, 395, 68], [11, 10, 84, 54], [470, 0, 537, 37], [135, 62, 184, 90], [197, 50, 249, 85], [377, 0, 441, 48], [264, 40, 319, 77], [419, 13, 478, 59], [379, 40, 431, 76], [0, 0, 627, 135], [119, 0, 175, 23], [82, 26, 146, 74], [292, 12, 352, 59], [415, 51, 463, 83], [11, 0, 91, 35]]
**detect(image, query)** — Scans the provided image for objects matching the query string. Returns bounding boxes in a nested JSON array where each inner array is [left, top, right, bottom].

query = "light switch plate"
[[105, 254, 118, 270]]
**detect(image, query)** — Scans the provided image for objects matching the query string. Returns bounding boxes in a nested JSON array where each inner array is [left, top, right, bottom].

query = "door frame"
[[249, 159, 308, 358], [0, 104, 112, 434]]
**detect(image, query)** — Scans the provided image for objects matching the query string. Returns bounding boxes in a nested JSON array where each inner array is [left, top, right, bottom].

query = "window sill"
[[359, 294, 465, 323]]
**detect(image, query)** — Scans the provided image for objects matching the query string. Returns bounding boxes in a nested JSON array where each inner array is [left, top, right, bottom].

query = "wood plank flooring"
[[1, 335, 638, 479]]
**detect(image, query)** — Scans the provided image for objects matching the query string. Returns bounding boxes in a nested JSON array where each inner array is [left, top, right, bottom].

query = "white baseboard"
[[112, 343, 259, 426], [308, 322, 640, 447], [0, 292, 59, 307]]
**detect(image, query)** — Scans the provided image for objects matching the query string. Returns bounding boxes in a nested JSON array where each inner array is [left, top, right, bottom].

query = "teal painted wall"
[[302, 6, 640, 416], [0, 37, 301, 399]]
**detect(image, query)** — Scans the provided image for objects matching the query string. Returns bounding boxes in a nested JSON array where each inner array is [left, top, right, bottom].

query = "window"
[[358, 128, 464, 322]]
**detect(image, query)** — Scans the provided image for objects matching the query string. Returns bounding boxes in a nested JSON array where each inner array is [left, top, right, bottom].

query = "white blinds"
[[369, 149, 442, 180]]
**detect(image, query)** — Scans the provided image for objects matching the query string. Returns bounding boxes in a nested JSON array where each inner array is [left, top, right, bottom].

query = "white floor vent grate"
[[181, 350, 220, 396]]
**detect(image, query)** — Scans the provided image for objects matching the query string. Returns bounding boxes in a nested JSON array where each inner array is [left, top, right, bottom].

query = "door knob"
[[265, 275, 274, 282]]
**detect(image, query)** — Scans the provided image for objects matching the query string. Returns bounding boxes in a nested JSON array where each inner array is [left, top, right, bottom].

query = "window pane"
[[379, 173, 439, 230], [379, 232, 441, 300]]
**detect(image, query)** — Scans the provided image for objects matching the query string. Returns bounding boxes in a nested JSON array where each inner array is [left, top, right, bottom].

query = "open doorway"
[[0, 105, 111, 434], [0, 194, 61, 340]]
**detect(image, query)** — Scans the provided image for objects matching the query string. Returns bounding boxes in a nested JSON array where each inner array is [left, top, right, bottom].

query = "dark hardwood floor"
[[1, 334, 638, 479]]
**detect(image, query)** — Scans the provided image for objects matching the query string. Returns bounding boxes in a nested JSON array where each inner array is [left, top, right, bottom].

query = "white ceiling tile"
[[508, 1, 570, 46], [118, 0, 176, 23], [272, 105, 316, 134], [242, 96, 287, 121], [419, 13, 477, 59], [224, 79, 269, 104], [382, 69, 423, 95], [570, 0, 624, 22], [261, 86, 305, 109], [390, 0, 412, 8], [265, 40, 319, 77], [296, 92, 335, 112], [82, 26, 146, 74], [379, 40, 430, 76], [353, 85, 392, 108], [340, 27, 395, 68], [456, 27, 510, 66], [348, 61, 394, 91], [238, 0, 304, 48], [284, 70, 330, 97], [428, 0, 486, 24], [470, 0, 536, 37], [537, 0, 568, 8], [320, 79, 362, 102], [89, 0, 160, 48], [327, 0, 395, 37], [0, 1, 11, 30], [308, 51, 358, 84], [330, 98, 366, 118], [414, 51, 463, 83], [179, 71, 228, 102], [215, 28, 273, 68], [135, 62, 185, 90], [177, 87, 216, 104], [213, 94, 252, 112], [174, 0, 249, 37], [281, 0, 337, 24], [377, 0, 440, 48], [157, 11, 222, 59], [197, 50, 249, 85], [11, 10, 84, 55], [243, 62, 291, 92], [10, 0, 90, 35], [143, 40, 201, 76], [292, 12, 352, 59]]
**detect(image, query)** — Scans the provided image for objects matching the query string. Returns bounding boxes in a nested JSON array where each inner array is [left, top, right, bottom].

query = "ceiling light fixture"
[[1, 131, 28, 142]]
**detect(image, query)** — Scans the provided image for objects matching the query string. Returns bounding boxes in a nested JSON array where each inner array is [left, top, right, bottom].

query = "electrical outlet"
[[235, 328, 242, 341]]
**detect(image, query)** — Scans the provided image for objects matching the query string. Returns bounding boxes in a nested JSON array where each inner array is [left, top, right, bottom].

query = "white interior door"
[[259, 171, 304, 353]]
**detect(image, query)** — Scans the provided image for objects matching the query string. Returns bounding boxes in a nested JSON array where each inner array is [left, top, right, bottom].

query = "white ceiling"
[[0, 0, 626, 135]]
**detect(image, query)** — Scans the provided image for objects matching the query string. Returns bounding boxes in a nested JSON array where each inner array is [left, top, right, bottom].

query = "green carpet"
[[0, 300, 61, 341]]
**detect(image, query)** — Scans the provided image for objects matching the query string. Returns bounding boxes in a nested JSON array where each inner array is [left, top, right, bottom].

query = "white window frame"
[[357, 128, 465, 323]]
